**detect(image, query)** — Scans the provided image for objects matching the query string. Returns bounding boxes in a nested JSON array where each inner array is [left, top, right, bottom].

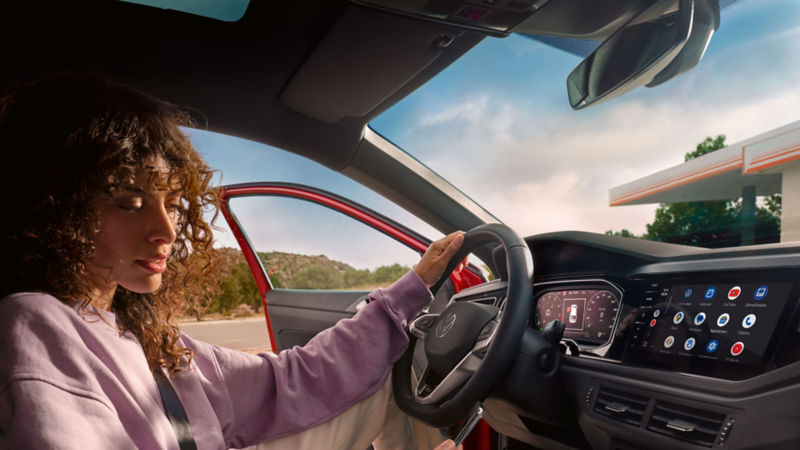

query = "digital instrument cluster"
[[534, 284, 621, 346]]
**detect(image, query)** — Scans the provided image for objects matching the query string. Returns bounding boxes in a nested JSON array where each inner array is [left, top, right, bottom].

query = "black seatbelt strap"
[[154, 370, 198, 450]]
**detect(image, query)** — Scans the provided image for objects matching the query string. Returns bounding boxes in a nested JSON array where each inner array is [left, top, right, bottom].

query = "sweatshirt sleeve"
[[0, 379, 136, 449], [184, 270, 433, 449]]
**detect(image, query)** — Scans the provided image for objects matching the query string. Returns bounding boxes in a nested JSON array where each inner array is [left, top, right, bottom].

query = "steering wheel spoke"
[[413, 317, 500, 405], [409, 313, 439, 341]]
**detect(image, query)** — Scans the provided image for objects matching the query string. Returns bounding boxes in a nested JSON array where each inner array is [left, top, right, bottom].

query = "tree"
[[291, 265, 344, 290], [644, 135, 781, 247], [604, 229, 639, 238], [684, 135, 726, 161]]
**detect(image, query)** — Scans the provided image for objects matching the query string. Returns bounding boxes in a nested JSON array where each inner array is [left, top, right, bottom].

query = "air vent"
[[504, 0, 530, 11], [593, 387, 649, 427], [647, 400, 727, 448]]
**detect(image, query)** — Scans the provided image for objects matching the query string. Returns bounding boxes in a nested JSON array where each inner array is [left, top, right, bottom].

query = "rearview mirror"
[[567, 0, 693, 110]]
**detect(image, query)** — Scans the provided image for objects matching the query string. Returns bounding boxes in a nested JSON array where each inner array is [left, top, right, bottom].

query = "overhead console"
[[348, 0, 551, 35]]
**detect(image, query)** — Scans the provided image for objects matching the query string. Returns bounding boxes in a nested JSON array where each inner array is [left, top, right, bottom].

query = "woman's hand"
[[434, 439, 464, 450], [414, 231, 469, 288]]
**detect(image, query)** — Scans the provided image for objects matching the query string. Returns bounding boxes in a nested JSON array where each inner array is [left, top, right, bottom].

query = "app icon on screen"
[[705, 287, 716, 299], [728, 286, 741, 300], [650, 319, 657, 327], [694, 312, 707, 326], [707, 340, 719, 353], [731, 342, 745, 356], [664, 336, 675, 348], [673, 312, 684, 324], [684, 337, 696, 350], [717, 313, 730, 327], [742, 314, 756, 329], [653, 310, 660, 318], [754, 286, 769, 300], [683, 288, 694, 299]]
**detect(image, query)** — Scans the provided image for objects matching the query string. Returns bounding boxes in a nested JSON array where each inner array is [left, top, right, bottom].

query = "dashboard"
[[438, 232, 800, 450], [532, 274, 796, 382]]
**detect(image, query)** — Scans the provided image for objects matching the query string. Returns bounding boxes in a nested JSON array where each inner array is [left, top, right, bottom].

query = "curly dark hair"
[[0, 73, 221, 373]]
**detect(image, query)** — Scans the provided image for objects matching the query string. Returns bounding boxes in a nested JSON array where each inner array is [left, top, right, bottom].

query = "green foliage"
[[291, 264, 345, 290], [213, 261, 261, 314], [374, 263, 408, 284], [604, 229, 640, 238], [685, 135, 726, 161], [482, 265, 496, 281], [343, 268, 374, 287]]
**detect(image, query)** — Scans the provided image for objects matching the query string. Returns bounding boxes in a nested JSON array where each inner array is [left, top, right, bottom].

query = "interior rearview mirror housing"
[[566, 0, 707, 110]]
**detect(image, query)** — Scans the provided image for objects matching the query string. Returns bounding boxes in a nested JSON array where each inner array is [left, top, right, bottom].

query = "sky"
[[192, 0, 800, 270]]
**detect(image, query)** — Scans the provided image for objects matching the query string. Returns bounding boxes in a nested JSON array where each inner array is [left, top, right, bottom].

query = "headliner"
[[1, 0, 643, 170]]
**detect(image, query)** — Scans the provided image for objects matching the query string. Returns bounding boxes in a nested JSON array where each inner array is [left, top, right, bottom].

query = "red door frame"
[[218, 183, 490, 450]]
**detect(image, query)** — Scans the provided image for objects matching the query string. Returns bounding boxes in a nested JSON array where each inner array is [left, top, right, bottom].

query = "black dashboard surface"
[[470, 232, 800, 450]]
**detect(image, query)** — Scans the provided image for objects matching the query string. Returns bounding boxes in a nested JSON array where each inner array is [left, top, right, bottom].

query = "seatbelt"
[[154, 370, 198, 450]]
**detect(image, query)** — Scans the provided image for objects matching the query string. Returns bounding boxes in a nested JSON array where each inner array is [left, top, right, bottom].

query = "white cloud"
[[405, 62, 800, 237]]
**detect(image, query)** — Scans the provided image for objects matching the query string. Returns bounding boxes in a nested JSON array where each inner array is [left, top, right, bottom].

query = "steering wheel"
[[392, 223, 534, 427]]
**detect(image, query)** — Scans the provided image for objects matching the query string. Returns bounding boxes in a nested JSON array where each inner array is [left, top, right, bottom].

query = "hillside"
[[258, 251, 355, 288], [215, 247, 409, 290]]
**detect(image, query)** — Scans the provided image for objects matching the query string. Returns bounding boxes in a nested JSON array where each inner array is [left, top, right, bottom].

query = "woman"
[[0, 74, 466, 449]]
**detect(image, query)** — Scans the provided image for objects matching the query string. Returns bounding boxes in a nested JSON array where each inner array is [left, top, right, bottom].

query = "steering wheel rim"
[[392, 223, 534, 427]]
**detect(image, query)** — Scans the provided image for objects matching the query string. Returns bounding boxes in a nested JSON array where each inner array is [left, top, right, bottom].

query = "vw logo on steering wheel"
[[436, 313, 457, 337]]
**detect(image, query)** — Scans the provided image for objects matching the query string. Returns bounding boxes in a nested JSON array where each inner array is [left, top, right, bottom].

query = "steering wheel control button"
[[728, 286, 742, 300], [742, 314, 756, 329], [418, 317, 436, 328], [705, 287, 716, 299], [683, 288, 694, 299], [673, 312, 684, 324], [409, 314, 440, 340], [478, 322, 496, 339], [731, 342, 745, 356], [684, 337, 696, 351], [717, 313, 730, 327], [664, 336, 675, 348], [694, 312, 707, 326], [754, 285, 769, 300], [706, 340, 719, 353]]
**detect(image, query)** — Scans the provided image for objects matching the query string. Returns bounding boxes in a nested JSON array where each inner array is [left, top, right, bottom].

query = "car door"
[[218, 181, 486, 353]]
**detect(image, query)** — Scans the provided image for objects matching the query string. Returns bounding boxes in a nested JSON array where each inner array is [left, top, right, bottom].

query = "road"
[[179, 317, 273, 354]]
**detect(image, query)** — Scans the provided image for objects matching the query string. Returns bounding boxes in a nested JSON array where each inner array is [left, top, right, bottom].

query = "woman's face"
[[87, 158, 182, 297]]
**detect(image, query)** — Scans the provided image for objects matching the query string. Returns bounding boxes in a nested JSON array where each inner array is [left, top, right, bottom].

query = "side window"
[[228, 195, 423, 291]]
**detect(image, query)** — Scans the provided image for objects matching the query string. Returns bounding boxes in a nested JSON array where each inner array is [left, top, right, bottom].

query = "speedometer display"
[[534, 287, 620, 345], [534, 292, 563, 331], [585, 291, 619, 340]]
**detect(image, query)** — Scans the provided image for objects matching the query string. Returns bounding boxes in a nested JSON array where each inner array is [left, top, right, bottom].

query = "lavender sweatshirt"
[[0, 271, 432, 450]]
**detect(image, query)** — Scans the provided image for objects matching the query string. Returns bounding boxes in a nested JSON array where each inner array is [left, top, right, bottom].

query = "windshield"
[[370, 0, 800, 248]]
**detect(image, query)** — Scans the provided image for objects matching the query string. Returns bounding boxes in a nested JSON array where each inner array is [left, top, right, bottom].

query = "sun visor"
[[279, 8, 458, 123]]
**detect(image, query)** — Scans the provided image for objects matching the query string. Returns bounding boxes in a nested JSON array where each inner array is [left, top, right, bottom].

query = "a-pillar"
[[781, 163, 800, 242]]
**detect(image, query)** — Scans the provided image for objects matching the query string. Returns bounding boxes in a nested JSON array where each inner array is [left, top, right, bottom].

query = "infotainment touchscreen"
[[624, 280, 794, 379]]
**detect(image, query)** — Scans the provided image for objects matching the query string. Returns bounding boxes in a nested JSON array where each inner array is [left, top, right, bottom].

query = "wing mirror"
[[567, 0, 720, 110]]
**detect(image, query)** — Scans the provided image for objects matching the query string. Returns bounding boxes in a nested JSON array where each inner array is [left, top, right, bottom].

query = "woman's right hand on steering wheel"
[[413, 232, 469, 288]]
